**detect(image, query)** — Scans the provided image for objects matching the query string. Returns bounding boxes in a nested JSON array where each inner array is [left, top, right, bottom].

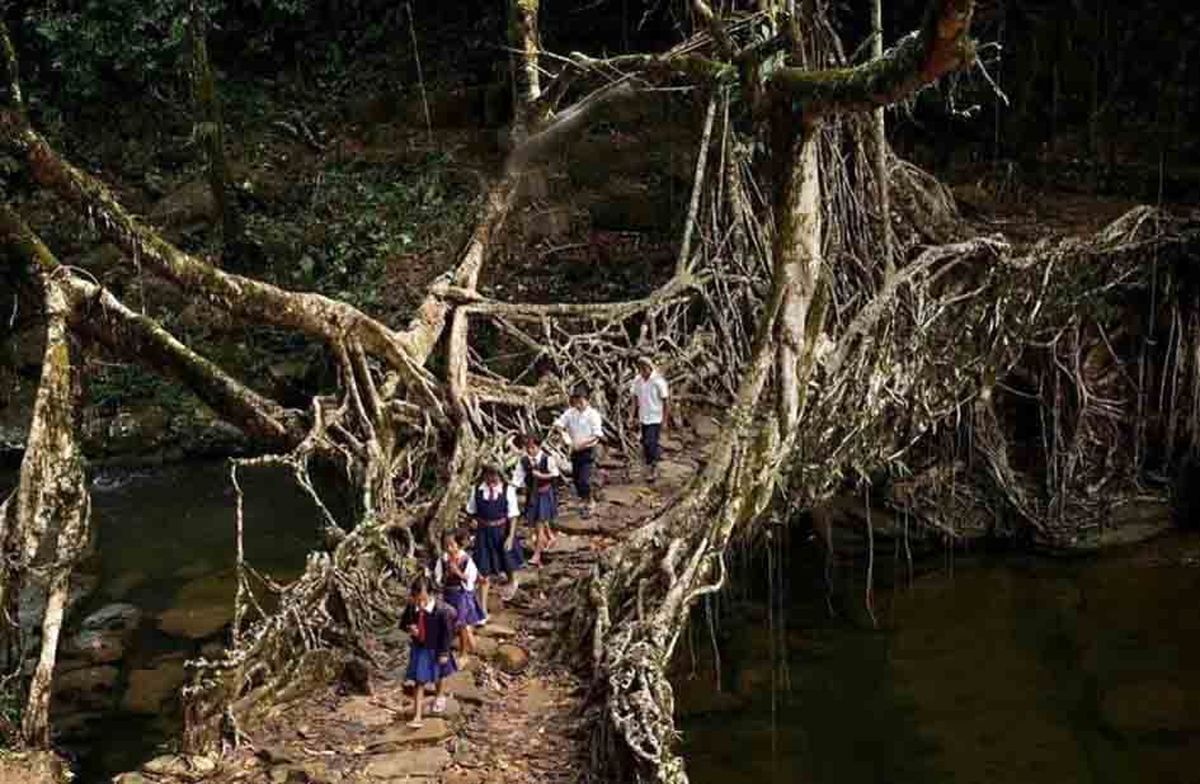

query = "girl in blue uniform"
[[511, 433, 559, 567], [434, 530, 484, 665], [466, 463, 523, 619], [399, 576, 457, 727]]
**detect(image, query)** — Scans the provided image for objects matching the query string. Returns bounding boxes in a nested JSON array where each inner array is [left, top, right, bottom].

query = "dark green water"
[[676, 534, 1200, 784], [1, 460, 345, 781]]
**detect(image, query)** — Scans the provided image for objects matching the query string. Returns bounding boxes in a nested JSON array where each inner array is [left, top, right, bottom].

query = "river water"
[[5, 461, 1198, 782], [1, 460, 345, 781], [676, 531, 1200, 784]]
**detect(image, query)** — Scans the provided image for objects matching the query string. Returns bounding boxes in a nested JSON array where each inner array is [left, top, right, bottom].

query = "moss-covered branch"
[[0, 205, 305, 448], [770, 0, 976, 115], [0, 108, 441, 394]]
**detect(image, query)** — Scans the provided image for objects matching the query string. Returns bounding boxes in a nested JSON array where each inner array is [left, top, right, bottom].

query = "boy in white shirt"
[[630, 356, 670, 483], [554, 386, 604, 518]]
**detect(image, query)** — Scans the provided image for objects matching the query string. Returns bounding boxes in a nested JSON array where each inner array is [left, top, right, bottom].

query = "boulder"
[[495, 644, 529, 674], [141, 754, 219, 781], [442, 672, 486, 706], [62, 628, 127, 664], [477, 623, 517, 639], [111, 773, 151, 784], [122, 656, 187, 713], [473, 636, 499, 659], [82, 602, 142, 631], [363, 747, 451, 779], [52, 665, 119, 711]]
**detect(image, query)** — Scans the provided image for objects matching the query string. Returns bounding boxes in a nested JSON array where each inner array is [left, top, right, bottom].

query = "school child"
[[630, 356, 670, 483], [554, 386, 604, 518], [399, 575, 457, 728], [511, 433, 559, 567], [466, 463, 523, 617], [434, 530, 484, 665]]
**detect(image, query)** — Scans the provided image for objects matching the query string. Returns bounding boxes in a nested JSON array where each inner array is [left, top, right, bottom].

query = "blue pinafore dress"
[[441, 553, 485, 627], [472, 485, 524, 576], [522, 453, 558, 523]]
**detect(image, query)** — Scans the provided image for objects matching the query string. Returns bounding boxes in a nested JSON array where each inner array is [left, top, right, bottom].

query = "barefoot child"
[[466, 463, 523, 617], [511, 433, 559, 567], [400, 576, 457, 728], [434, 531, 484, 665]]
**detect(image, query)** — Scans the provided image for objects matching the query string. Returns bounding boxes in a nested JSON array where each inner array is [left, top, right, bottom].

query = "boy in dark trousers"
[[630, 356, 670, 483], [554, 386, 604, 518]]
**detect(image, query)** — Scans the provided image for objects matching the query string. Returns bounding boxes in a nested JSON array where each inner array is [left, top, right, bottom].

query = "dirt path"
[[113, 433, 706, 784]]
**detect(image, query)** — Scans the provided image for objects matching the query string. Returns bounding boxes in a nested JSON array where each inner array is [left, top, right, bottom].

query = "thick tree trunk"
[[12, 277, 89, 748], [773, 125, 824, 433]]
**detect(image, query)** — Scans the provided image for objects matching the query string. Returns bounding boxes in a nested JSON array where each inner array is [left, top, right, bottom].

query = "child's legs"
[[643, 423, 661, 465], [461, 624, 476, 653], [574, 451, 593, 500], [413, 684, 425, 720], [478, 575, 490, 616]]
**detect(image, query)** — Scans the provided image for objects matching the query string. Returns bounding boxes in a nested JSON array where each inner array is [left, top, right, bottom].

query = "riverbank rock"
[[82, 602, 142, 631], [123, 656, 187, 713], [63, 627, 128, 664], [52, 665, 119, 710], [141, 754, 220, 781]]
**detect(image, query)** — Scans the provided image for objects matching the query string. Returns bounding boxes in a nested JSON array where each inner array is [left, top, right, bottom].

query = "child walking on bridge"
[[630, 356, 670, 483], [400, 576, 456, 728], [466, 463, 523, 617], [511, 433, 559, 567], [434, 530, 483, 666], [555, 386, 604, 518]]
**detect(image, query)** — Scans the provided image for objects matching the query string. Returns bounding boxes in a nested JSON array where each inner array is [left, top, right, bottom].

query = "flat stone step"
[[366, 718, 452, 751], [363, 746, 451, 780]]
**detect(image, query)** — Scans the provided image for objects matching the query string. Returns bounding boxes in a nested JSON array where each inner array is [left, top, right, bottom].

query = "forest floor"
[[109, 424, 713, 784]]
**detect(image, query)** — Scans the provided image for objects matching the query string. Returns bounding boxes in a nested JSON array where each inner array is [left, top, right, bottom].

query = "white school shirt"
[[555, 406, 604, 446], [464, 481, 520, 518], [631, 372, 670, 425], [510, 449, 560, 487], [434, 551, 479, 592]]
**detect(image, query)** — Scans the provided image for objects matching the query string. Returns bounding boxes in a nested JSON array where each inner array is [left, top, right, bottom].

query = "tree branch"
[[0, 110, 440, 394], [0, 205, 306, 449], [770, 0, 976, 115]]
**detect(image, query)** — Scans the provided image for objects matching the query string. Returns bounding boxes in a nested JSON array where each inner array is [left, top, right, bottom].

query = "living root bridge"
[[2, 3, 1196, 783]]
